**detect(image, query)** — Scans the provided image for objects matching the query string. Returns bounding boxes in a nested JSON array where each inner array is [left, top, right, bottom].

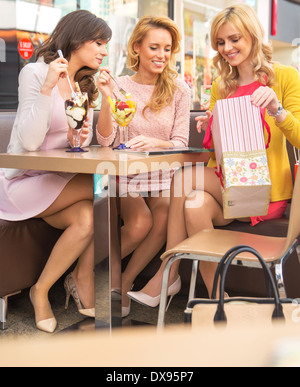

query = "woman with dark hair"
[[0, 10, 112, 333]]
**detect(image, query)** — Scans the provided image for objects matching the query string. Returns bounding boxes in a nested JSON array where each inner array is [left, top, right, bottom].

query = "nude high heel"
[[64, 273, 95, 318], [122, 285, 134, 318], [127, 276, 181, 311], [29, 288, 57, 334]]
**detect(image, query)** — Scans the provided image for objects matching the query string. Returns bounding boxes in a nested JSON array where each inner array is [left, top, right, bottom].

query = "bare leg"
[[120, 195, 153, 259], [139, 166, 224, 297], [30, 174, 94, 324], [122, 193, 169, 307], [185, 191, 232, 297]]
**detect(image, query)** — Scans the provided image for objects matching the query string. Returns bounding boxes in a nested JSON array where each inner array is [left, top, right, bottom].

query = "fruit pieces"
[[108, 96, 136, 127]]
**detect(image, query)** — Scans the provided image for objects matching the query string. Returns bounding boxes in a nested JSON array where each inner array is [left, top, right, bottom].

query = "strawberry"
[[117, 101, 129, 110]]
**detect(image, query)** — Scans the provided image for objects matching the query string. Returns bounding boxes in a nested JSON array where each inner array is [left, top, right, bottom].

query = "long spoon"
[[57, 50, 76, 98]]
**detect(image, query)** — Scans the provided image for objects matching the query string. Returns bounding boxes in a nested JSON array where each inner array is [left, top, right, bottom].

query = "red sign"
[[18, 38, 33, 60], [271, 0, 278, 36]]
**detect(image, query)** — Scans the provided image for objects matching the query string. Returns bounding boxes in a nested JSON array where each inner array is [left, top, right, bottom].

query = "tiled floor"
[[2, 247, 300, 340], [0, 277, 187, 340]]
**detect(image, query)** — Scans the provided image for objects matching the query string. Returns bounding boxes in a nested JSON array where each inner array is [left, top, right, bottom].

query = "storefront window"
[[0, 0, 261, 111], [0, 0, 169, 110], [181, 0, 257, 109], [0, 0, 18, 109]]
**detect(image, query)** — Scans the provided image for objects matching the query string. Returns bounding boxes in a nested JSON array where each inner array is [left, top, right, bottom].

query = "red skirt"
[[251, 200, 288, 226]]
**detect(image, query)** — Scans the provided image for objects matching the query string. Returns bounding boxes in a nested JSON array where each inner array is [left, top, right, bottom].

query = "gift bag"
[[200, 85, 212, 110], [203, 95, 272, 219], [184, 246, 298, 329]]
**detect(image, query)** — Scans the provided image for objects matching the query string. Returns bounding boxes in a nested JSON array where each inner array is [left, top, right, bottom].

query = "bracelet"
[[267, 101, 284, 117]]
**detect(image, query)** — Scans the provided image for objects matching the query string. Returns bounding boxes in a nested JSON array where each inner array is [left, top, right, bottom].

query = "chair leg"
[[188, 260, 199, 302], [0, 297, 8, 331], [157, 255, 181, 329], [275, 262, 287, 299]]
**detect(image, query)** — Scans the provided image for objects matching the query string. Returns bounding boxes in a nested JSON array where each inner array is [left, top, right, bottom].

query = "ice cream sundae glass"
[[65, 84, 89, 153], [108, 96, 136, 150]]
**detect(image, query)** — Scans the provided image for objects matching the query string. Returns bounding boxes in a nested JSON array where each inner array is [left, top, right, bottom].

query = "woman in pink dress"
[[97, 16, 190, 317], [0, 10, 112, 333]]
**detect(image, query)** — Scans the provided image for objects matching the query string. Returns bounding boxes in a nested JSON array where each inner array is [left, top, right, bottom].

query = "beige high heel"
[[127, 276, 181, 310], [29, 288, 57, 334], [64, 273, 95, 318]]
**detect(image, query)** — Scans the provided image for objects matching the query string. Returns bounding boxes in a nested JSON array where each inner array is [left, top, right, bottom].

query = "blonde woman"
[[129, 4, 300, 303], [97, 16, 190, 317]]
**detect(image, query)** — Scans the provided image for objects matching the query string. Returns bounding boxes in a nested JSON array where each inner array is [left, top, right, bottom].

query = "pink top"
[[97, 75, 190, 147], [97, 76, 191, 193]]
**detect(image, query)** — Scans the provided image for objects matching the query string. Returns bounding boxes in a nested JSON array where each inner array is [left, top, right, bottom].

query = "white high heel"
[[122, 299, 131, 318], [127, 276, 181, 310]]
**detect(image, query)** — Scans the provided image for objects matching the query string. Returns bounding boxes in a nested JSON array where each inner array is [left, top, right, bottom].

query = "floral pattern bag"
[[204, 95, 272, 219]]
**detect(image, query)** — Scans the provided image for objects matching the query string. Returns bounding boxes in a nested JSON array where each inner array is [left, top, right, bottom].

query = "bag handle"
[[211, 246, 284, 323], [260, 112, 271, 149], [211, 245, 273, 299], [203, 115, 214, 149], [211, 245, 248, 300]]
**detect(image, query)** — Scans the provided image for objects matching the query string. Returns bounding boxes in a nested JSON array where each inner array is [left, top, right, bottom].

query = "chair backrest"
[[284, 165, 300, 249], [286, 141, 297, 184], [189, 111, 206, 148]]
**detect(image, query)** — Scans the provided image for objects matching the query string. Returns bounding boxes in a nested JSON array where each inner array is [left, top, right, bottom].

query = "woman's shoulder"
[[174, 77, 190, 98], [175, 77, 189, 90], [20, 59, 48, 79], [273, 62, 299, 79]]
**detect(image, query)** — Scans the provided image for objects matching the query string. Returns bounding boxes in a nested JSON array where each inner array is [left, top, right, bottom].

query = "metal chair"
[[157, 166, 300, 328]]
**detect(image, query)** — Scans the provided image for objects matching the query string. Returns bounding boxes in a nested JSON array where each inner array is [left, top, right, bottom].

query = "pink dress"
[[0, 87, 76, 221]]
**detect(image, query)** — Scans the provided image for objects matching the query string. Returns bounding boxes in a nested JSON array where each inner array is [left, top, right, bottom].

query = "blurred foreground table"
[[1, 322, 300, 367]]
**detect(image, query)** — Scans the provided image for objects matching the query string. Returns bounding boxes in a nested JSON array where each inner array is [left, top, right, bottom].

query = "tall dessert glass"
[[108, 97, 136, 150], [65, 91, 89, 153]]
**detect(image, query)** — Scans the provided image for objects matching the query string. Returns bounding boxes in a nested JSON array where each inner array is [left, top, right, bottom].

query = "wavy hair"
[[127, 16, 181, 114], [210, 4, 274, 98], [35, 10, 112, 107]]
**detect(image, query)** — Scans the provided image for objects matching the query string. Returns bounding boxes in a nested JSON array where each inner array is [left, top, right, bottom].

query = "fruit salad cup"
[[108, 96, 136, 150]]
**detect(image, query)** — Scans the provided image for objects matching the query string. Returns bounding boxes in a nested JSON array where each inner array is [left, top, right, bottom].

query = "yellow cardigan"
[[208, 63, 300, 202]]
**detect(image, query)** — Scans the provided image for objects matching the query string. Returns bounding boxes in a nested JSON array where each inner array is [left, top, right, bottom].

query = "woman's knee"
[[185, 191, 229, 231], [184, 191, 213, 226], [74, 200, 94, 237], [125, 209, 153, 244], [170, 165, 200, 200]]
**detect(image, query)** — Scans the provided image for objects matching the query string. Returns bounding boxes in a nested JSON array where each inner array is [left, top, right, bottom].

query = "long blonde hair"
[[210, 4, 274, 98], [127, 16, 181, 114]]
